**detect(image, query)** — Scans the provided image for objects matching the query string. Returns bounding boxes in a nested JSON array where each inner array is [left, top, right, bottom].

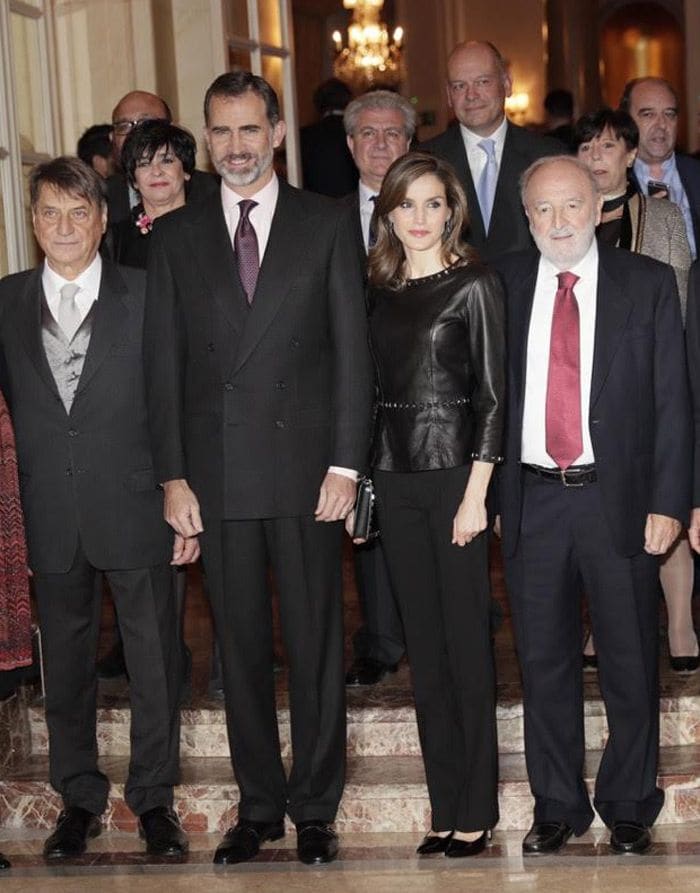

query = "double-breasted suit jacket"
[[421, 121, 563, 260], [0, 261, 171, 573], [144, 178, 374, 522]]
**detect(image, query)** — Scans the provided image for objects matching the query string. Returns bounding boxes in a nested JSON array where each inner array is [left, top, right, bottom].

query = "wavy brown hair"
[[368, 152, 476, 288]]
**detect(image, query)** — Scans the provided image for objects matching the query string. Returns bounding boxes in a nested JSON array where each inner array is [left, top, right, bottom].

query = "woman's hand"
[[452, 494, 487, 546]]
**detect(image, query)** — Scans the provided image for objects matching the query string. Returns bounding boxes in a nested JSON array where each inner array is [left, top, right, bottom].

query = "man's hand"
[[644, 512, 681, 555], [452, 495, 487, 546], [689, 508, 700, 553], [315, 472, 356, 522], [171, 533, 201, 566], [163, 479, 203, 537]]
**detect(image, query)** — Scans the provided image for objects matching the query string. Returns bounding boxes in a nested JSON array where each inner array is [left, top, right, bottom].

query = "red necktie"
[[234, 199, 259, 304], [545, 271, 582, 470]]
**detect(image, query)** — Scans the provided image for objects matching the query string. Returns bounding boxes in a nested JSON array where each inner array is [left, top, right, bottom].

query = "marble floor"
[[1, 541, 700, 890]]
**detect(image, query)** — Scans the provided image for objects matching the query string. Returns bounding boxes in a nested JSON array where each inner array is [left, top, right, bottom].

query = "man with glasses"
[[106, 90, 217, 225]]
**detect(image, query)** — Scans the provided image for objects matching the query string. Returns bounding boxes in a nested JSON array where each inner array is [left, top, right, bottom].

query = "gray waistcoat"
[[41, 295, 95, 412]]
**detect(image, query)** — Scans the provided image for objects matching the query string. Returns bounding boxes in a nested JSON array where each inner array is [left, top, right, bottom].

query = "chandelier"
[[332, 0, 404, 92]]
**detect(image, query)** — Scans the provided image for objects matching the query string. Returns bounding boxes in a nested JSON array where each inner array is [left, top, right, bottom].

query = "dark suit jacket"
[[106, 168, 219, 226], [144, 179, 374, 521], [0, 261, 171, 573], [495, 243, 691, 558], [337, 190, 367, 279], [629, 153, 700, 254], [421, 121, 562, 260], [685, 261, 700, 505], [300, 114, 358, 198]]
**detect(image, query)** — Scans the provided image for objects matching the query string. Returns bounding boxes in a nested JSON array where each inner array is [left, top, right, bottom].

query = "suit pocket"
[[126, 468, 157, 492]]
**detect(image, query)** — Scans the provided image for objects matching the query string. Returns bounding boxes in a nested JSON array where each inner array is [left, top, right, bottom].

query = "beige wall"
[[51, 0, 225, 166]]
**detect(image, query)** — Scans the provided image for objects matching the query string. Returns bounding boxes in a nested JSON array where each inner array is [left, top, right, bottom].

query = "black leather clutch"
[[352, 477, 379, 540]]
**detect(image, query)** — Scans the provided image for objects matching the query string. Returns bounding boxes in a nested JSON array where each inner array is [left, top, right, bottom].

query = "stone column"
[[545, 0, 601, 116]]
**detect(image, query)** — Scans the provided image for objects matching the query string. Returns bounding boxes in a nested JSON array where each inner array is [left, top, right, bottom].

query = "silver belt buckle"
[[560, 468, 584, 488]]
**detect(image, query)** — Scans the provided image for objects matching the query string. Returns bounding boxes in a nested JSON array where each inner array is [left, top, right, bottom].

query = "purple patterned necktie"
[[234, 199, 259, 304]]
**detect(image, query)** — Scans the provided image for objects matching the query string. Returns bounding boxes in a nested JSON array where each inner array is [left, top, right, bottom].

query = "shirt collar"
[[221, 172, 279, 214], [459, 114, 508, 152], [42, 253, 102, 297], [634, 153, 677, 182], [539, 236, 598, 284], [359, 180, 378, 206]]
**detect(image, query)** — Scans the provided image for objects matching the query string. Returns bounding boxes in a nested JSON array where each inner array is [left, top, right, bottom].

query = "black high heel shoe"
[[416, 831, 453, 855], [445, 829, 491, 858], [669, 634, 700, 673]]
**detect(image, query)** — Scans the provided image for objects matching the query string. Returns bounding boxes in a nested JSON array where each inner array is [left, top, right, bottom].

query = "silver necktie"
[[58, 282, 81, 342]]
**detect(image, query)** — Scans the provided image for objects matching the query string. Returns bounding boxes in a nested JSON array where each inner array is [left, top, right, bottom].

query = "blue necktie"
[[476, 138, 498, 232]]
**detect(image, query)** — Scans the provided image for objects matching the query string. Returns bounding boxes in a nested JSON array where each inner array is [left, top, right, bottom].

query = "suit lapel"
[[74, 261, 129, 397], [228, 182, 315, 377], [11, 268, 61, 400], [445, 126, 484, 243], [189, 193, 247, 334], [510, 254, 539, 433], [590, 246, 634, 408]]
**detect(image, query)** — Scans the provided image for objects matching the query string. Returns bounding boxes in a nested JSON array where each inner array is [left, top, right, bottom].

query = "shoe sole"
[[43, 823, 101, 860]]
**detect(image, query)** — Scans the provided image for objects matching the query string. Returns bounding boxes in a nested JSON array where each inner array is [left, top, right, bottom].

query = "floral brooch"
[[135, 210, 153, 235]]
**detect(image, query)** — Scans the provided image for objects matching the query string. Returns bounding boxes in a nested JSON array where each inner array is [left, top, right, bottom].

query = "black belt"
[[523, 463, 597, 487]]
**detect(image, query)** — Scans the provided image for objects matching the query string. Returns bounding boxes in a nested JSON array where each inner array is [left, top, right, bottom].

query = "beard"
[[531, 217, 597, 269], [214, 145, 274, 190]]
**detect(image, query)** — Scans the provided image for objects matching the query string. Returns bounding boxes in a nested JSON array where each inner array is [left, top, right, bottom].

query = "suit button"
[[223, 382, 235, 391], [275, 381, 286, 390], [275, 420, 285, 429], [207, 342, 215, 351], [68, 429, 78, 437], [65, 468, 72, 476], [290, 338, 300, 348]]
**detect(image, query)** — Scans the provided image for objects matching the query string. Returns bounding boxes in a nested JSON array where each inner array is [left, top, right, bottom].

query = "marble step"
[[27, 689, 700, 759], [3, 746, 700, 834]]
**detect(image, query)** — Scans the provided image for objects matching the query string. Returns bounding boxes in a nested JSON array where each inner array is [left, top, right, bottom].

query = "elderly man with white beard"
[[493, 156, 691, 857]]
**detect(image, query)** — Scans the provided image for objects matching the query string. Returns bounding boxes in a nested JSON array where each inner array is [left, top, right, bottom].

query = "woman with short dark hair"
[[104, 120, 196, 269], [354, 151, 505, 856]]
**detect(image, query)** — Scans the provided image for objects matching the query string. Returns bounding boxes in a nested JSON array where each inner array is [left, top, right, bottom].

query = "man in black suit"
[[496, 155, 691, 856], [143, 71, 373, 866], [107, 90, 217, 226], [341, 89, 415, 686], [300, 78, 357, 197], [421, 41, 561, 260], [621, 77, 700, 260], [0, 157, 194, 859]]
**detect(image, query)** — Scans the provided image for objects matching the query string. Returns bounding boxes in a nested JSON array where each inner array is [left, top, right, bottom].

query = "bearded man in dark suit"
[[495, 155, 691, 857], [421, 41, 562, 260], [0, 157, 193, 861], [143, 71, 373, 867]]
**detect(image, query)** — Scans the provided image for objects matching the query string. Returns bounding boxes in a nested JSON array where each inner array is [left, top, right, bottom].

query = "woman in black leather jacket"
[[360, 152, 505, 857]]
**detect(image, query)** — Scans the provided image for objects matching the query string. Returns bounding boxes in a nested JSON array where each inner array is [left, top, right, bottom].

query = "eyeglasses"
[[112, 117, 168, 136]]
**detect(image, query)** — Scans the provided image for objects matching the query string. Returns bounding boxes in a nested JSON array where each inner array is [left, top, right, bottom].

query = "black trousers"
[[32, 545, 180, 816], [352, 538, 405, 665], [504, 473, 663, 834], [374, 466, 499, 832], [200, 516, 345, 824]]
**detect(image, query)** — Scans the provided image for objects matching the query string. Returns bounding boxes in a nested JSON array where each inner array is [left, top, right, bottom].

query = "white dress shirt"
[[42, 253, 103, 326], [222, 175, 357, 482], [358, 180, 377, 253], [521, 240, 598, 467], [459, 115, 508, 186]]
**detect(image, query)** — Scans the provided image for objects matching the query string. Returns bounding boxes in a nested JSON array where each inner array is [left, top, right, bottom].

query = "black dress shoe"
[[345, 658, 398, 686], [522, 821, 573, 855], [138, 806, 188, 857], [296, 821, 338, 864], [97, 641, 127, 679], [445, 830, 489, 858], [0, 852, 10, 869], [416, 831, 453, 855], [43, 807, 101, 859], [213, 818, 285, 864], [609, 821, 651, 854], [582, 653, 598, 670]]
